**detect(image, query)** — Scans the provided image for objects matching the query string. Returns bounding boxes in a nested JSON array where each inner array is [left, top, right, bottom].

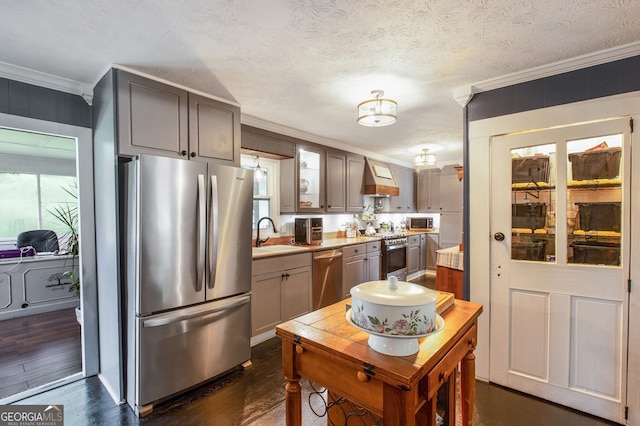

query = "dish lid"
[[350, 276, 437, 306]]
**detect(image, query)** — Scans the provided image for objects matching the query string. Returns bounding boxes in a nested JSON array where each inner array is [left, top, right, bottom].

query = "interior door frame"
[[0, 113, 99, 391], [467, 91, 640, 424]]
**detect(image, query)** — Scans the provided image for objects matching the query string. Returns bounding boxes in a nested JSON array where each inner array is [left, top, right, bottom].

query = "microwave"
[[409, 217, 434, 230], [294, 217, 323, 245]]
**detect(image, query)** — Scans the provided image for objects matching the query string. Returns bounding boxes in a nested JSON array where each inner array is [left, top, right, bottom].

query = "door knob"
[[494, 232, 505, 241]]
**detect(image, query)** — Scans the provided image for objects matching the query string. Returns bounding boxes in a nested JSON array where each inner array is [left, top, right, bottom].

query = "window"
[[0, 127, 77, 249], [240, 154, 280, 231], [0, 172, 77, 247]]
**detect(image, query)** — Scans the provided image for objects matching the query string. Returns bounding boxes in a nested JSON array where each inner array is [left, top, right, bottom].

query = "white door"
[[489, 118, 631, 423]]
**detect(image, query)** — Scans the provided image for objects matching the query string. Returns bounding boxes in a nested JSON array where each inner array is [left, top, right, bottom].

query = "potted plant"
[[48, 184, 80, 322]]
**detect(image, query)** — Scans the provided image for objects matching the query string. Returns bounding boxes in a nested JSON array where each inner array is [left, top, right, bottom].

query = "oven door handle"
[[386, 243, 407, 250]]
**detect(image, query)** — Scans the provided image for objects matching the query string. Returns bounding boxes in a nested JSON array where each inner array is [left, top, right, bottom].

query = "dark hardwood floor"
[[0, 308, 82, 399], [3, 276, 620, 425]]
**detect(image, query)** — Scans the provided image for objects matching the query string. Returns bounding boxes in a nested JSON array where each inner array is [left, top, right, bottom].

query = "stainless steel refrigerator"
[[124, 154, 253, 416]]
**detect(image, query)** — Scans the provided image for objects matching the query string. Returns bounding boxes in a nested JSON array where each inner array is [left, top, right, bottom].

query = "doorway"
[[489, 118, 630, 423], [0, 113, 98, 403]]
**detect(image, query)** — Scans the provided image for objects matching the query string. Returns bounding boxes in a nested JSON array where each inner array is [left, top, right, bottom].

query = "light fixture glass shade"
[[415, 149, 437, 168], [357, 90, 397, 127]]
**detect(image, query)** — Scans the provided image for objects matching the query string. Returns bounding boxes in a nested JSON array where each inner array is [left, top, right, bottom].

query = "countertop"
[[252, 230, 437, 259]]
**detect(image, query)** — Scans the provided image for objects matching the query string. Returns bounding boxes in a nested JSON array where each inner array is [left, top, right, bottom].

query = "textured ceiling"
[[2, 0, 640, 166]]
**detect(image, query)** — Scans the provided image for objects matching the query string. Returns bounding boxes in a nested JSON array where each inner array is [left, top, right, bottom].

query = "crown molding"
[[0, 61, 94, 105], [452, 40, 640, 105]]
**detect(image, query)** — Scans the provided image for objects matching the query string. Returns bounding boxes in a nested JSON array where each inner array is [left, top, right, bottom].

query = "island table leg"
[[460, 349, 476, 426], [282, 342, 302, 426]]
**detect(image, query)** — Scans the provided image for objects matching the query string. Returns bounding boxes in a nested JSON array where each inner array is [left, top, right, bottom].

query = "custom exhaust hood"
[[363, 158, 399, 196]]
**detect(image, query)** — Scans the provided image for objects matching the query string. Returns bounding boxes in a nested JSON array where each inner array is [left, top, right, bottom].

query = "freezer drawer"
[[130, 294, 251, 411]]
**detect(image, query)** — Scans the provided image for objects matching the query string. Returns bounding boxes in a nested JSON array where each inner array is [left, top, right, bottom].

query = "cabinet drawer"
[[366, 241, 381, 253], [253, 253, 311, 276], [296, 345, 383, 415], [343, 244, 367, 258], [408, 235, 421, 245], [424, 323, 477, 400]]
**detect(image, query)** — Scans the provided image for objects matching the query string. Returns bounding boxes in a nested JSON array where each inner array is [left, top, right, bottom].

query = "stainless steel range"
[[370, 233, 408, 281]]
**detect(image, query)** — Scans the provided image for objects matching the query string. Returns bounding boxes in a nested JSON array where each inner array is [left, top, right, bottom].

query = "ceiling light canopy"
[[357, 90, 397, 127], [415, 148, 437, 169]]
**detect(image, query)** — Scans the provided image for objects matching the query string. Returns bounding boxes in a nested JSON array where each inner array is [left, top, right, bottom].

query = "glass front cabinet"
[[297, 146, 326, 212], [511, 134, 623, 266]]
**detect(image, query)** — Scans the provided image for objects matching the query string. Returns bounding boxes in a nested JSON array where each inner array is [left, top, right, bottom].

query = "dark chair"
[[16, 230, 59, 253]]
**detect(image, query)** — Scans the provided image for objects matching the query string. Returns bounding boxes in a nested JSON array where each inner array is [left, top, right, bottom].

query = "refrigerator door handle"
[[209, 175, 219, 289], [196, 174, 206, 292], [142, 294, 251, 328]]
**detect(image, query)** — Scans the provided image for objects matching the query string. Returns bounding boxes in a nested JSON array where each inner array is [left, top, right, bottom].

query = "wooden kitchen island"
[[276, 295, 483, 426]]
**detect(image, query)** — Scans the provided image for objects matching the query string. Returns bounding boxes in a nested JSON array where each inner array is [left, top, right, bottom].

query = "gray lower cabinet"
[[426, 233, 440, 271], [116, 69, 240, 165], [420, 234, 427, 271], [366, 241, 381, 282], [342, 242, 381, 298], [251, 253, 312, 336], [406, 235, 421, 275]]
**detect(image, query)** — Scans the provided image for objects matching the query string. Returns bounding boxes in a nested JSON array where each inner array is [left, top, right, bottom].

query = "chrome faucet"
[[256, 217, 278, 247]]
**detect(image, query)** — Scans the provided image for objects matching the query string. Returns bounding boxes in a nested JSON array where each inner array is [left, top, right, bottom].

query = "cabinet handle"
[[357, 371, 370, 382], [180, 150, 187, 156], [295, 345, 305, 355], [190, 152, 196, 158], [328, 205, 332, 208]]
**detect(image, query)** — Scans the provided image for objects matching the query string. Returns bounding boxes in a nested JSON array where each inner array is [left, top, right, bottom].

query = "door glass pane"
[[511, 143, 556, 262], [566, 134, 622, 266], [299, 149, 321, 209]]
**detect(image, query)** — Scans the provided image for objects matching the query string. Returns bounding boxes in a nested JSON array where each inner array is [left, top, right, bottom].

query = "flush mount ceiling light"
[[415, 148, 437, 169], [357, 90, 397, 127]]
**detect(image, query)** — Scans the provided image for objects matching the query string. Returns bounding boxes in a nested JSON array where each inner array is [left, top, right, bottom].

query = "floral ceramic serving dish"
[[348, 276, 443, 356]]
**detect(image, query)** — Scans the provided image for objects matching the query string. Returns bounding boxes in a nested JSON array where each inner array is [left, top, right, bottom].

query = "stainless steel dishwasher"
[[312, 249, 343, 310]]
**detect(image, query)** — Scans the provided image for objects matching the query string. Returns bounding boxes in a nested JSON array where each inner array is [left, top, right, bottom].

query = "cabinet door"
[[251, 271, 282, 336], [389, 165, 405, 212], [282, 266, 312, 321], [343, 255, 366, 299], [326, 151, 346, 213], [406, 243, 421, 275], [366, 251, 381, 281], [439, 165, 463, 211], [417, 169, 441, 212], [188, 93, 240, 165], [404, 168, 416, 212], [280, 158, 296, 213], [117, 70, 188, 157], [426, 233, 440, 270], [346, 155, 365, 212], [298, 146, 326, 212], [420, 234, 427, 270]]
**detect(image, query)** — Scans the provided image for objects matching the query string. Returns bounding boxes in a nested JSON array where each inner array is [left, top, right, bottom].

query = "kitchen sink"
[[252, 245, 309, 256]]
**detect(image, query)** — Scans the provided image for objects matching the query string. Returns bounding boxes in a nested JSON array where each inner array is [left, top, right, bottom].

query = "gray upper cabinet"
[[390, 165, 416, 213], [326, 150, 346, 213], [280, 158, 296, 213], [117, 70, 188, 158], [417, 169, 441, 212], [438, 165, 463, 211], [116, 69, 240, 165], [346, 155, 365, 213], [188, 93, 240, 165], [417, 165, 462, 212]]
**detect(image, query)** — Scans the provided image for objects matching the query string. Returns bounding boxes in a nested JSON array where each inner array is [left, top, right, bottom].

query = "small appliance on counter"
[[295, 217, 323, 245], [409, 216, 434, 231]]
